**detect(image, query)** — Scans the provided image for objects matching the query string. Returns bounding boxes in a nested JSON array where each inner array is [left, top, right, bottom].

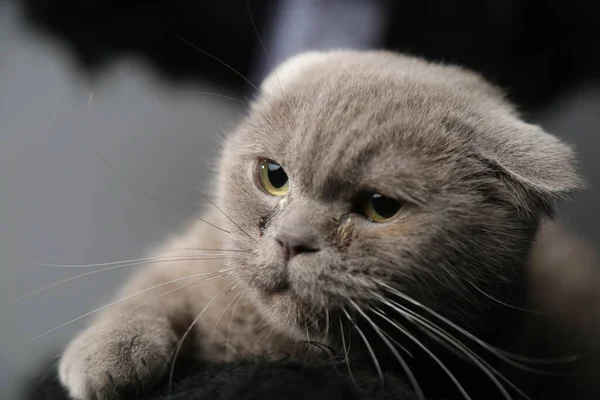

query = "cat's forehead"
[[236, 52, 502, 196]]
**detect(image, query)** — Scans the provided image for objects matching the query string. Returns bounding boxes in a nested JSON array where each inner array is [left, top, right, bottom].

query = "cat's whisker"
[[416, 319, 534, 400], [324, 308, 331, 340], [382, 300, 532, 400], [341, 308, 385, 387], [129, 275, 234, 315], [226, 290, 246, 356], [380, 329, 414, 358], [375, 298, 515, 398], [348, 299, 425, 400], [383, 283, 576, 370], [20, 254, 231, 268], [99, 154, 232, 235], [377, 281, 577, 370], [169, 90, 249, 106], [198, 192, 253, 239], [168, 281, 238, 392], [209, 285, 243, 342], [304, 319, 311, 361], [24, 270, 234, 343], [246, 0, 284, 96], [247, 313, 269, 336], [158, 24, 261, 94], [158, 247, 248, 253], [259, 323, 276, 350], [5, 257, 229, 311], [371, 307, 475, 400], [466, 281, 549, 316], [339, 317, 358, 387]]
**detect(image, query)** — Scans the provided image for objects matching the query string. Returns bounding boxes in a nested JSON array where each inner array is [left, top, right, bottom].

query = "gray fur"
[[58, 50, 585, 400]]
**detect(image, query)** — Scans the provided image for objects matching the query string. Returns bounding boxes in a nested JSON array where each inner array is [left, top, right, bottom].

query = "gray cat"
[[58, 50, 594, 400]]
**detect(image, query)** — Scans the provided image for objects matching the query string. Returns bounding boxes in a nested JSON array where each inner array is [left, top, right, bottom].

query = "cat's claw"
[[58, 314, 177, 400]]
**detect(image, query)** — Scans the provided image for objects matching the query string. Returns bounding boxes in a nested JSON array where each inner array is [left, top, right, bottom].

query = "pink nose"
[[276, 232, 319, 261]]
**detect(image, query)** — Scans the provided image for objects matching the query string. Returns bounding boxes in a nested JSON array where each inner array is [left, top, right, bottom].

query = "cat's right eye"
[[356, 192, 404, 223], [257, 159, 289, 196]]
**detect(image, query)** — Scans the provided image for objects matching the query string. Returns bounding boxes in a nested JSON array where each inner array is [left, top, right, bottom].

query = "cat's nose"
[[276, 232, 319, 261]]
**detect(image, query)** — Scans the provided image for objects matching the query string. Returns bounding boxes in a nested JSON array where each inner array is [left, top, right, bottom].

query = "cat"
[[58, 50, 590, 400]]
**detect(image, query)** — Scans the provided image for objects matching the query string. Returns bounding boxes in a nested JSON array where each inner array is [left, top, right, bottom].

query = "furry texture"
[[56, 50, 591, 400], [27, 358, 419, 400]]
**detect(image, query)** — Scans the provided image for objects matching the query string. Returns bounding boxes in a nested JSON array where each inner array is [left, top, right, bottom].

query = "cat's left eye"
[[257, 159, 289, 196], [357, 193, 403, 223]]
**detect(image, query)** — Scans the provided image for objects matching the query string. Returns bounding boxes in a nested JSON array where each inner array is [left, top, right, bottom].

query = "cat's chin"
[[251, 288, 328, 340]]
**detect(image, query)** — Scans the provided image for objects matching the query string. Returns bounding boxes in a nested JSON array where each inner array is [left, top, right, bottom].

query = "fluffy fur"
[[26, 358, 419, 400], [57, 50, 592, 400]]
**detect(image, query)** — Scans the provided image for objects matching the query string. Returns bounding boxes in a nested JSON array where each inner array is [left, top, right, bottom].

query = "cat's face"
[[215, 51, 581, 342]]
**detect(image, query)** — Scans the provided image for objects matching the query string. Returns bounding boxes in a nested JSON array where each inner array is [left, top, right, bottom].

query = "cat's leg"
[[58, 231, 232, 400]]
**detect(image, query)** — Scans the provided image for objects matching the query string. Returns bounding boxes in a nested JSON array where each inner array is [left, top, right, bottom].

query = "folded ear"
[[478, 120, 585, 218]]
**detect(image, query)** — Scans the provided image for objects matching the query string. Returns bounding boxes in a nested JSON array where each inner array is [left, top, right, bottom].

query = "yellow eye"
[[358, 193, 403, 223], [257, 159, 289, 196]]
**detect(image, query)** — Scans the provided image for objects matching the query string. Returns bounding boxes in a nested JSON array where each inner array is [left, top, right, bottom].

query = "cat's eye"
[[257, 159, 289, 196], [357, 193, 403, 223]]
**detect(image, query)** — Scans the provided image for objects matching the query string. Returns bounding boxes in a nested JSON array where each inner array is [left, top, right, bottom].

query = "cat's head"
[[215, 50, 582, 342]]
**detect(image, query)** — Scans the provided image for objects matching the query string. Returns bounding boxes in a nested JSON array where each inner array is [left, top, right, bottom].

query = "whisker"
[[383, 292, 563, 375], [381, 330, 414, 358], [226, 290, 246, 355], [324, 308, 331, 340], [170, 90, 249, 106], [467, 281, 548, 315], [168, 281, 238, 391], [129, 274, 233, 314], [417, 320, 533, 400], [348, 299, 424, 400], [371, 307, 474, 400], [198, 192, 252, 239], [99, 154, 231, 235], [24, 269, 233, 343], [379, 296, 549, 399], [20, 254, 231, 268], [295, 340, 337, 360], [376, 280, 578, 367], [5, 257, 229, 310], [380, 300, 530, 400], [158, 25, 261, 93], [247, 313, 268, 336], [341, 308, 384, 387], [259, 324, 276, 350], [210, 286, 243, 341], [339, 317, 358, 387], [246, 0, 284, 96]]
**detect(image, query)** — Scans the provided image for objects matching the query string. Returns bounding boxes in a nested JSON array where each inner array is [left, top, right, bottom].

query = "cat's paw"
[[58, 315, 177, 400]]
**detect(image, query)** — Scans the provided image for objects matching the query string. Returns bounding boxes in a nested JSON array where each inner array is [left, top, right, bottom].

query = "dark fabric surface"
[[23, 358, 418, 400]]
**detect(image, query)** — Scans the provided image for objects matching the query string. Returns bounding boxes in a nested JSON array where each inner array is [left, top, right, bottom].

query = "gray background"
[[1, 1, 599, 399]]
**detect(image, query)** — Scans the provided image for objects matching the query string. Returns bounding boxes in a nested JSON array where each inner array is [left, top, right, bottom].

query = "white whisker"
[[376, 280, 577, 368], [348, 299, 424, 400], [20, 254, 231, 268], [99, 154, 231, 235], [341, 308, 384, 387], [4, 257, 229, 311], [168, 281, 238, 391], [210, 285, 242, 341], [158, 25, 261, 93], [24, 269, 233, 343], [371, 307, 474, 400], [467, 281, 547, 315], [339, 317, 357, 387], [226, 290, 246, 356]]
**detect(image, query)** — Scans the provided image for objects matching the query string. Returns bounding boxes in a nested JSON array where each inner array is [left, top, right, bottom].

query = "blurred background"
[[1, 0, 599, 398]]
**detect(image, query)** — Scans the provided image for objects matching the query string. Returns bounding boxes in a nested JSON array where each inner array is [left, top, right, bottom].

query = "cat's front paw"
[[58, 315, 177, 400]]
